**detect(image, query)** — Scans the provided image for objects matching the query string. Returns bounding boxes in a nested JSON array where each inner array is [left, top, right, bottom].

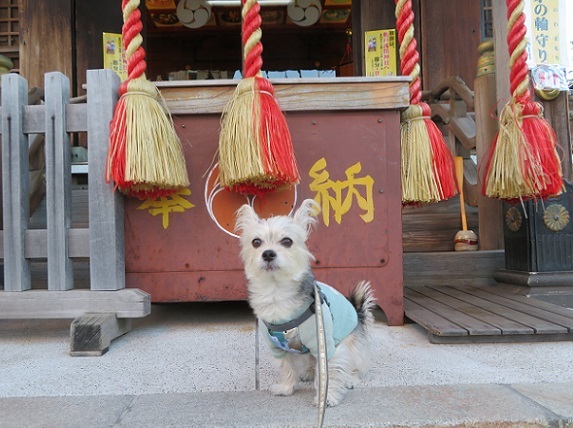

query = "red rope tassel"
[[106, 0, 189, 199], [218, 0, 299, 196], [482, 0, 563, 200], [395, 0, 456, 205]]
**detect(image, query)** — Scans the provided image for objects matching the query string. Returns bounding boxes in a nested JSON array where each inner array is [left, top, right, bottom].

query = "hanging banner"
[[526, 0, 567, 66]]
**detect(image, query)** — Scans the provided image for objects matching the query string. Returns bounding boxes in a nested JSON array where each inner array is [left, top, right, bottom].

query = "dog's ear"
[[235, 204, 259, 235], [293, 199, 320, 234]]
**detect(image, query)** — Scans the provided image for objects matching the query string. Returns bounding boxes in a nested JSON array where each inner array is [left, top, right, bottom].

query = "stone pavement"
[[1, 301, 572, 427]]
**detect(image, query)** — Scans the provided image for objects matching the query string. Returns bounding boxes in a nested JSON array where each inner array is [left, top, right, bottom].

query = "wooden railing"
[[0, 70, 149, 355], [423, 76, 479, 207]]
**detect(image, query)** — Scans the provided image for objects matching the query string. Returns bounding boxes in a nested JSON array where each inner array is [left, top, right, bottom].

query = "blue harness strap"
[[263, 288, 329, 332], [262, 282, 358, 359], [267, 331, 309, 354]]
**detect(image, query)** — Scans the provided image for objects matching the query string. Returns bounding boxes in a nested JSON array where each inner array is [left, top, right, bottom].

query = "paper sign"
[[365, 29, 397, 77], [102, 33, 127, 81]]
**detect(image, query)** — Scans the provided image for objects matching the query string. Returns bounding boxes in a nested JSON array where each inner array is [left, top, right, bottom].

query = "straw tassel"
[[395, 0, 456, 205], [218, 0, 299, 196], [482, 0, 563, 201], [107, 0, 189, 199]]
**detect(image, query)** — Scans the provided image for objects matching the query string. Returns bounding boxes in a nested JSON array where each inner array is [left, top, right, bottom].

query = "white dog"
[[235, 199, 375, 407]]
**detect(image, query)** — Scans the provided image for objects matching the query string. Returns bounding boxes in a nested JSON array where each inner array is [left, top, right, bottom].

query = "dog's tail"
[[348, 281, 376, 329]]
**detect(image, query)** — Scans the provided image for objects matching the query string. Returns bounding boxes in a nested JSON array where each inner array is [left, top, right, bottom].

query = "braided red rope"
[[242, 0, 263, 79], [481, 0, 563, 200], [120, 0, 147, 95], [106, 0, 190, 199], [395, 0, 421, 105], [218, 0, 298, 196], [394, 0, 456, 205], [506, 0, 530, 104]]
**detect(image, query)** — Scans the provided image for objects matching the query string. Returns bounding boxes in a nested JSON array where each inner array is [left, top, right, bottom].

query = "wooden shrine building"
[[1, 0, 573, 351]]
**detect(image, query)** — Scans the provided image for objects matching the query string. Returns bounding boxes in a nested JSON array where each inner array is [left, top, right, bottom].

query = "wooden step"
[[405, 284, 573, 343]]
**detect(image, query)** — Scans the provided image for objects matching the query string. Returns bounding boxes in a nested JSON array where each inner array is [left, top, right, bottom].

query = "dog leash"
[[314, 282, 328, 428]]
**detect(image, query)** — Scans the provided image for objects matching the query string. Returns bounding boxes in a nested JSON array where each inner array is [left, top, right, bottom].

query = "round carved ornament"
[[543, 204, 570, 232], [505, 206, 522, 232]]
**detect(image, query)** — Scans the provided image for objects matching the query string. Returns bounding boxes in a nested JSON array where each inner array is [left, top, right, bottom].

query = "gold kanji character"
[[137, 188, 195, 229], [309, 157, 374, 226]]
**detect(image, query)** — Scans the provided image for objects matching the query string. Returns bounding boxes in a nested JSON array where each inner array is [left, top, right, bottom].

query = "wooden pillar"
[[475, 41, 503, 250], [543, 92, 573, 183], [492, 0, 510, 102]]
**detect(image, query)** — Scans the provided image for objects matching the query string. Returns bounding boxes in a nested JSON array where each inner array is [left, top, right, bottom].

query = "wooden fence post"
[[86, 69, 125, 291], [45, 71, 74, 291], [1, 74, 31, 291]]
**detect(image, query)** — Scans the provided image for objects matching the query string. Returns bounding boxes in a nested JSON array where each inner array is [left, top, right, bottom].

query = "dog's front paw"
[[270, 383, 295, 396], [326, 396, 341, 407], [313, 395, 341, 408], [314, 389, 345, 407], [300, 367, 315, 382]]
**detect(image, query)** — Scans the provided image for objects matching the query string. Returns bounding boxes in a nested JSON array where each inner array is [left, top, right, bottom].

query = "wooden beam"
[[157, 77, 410, 115], [0, 229, 90, 259], [0, 289, 150, 319], [70, 314, 132, 356], [0, 104, 88, 136]]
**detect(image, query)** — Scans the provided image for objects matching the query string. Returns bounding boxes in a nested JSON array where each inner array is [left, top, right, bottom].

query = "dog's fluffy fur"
[[235, 199, 376, 406]]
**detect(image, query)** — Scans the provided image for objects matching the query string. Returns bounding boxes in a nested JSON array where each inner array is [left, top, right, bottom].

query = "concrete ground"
[[1, 301, 573, 427]]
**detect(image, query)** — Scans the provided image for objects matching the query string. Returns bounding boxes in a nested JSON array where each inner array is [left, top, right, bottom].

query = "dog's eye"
[[252, 238, 262, 248], [280, 238, 293, 248]]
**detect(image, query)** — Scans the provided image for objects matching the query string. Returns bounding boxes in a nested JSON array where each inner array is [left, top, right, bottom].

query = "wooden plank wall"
[[19, 0, 73, 90], [75, 0, 122, 96], [420, 0, 482, 91], [351, 0, 402, 77], [402, 197, 479, 252], [19, 0, 122, 96]]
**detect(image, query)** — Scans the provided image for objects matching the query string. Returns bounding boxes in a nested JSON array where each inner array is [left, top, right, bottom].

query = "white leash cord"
[[314, 283, 328, 428]]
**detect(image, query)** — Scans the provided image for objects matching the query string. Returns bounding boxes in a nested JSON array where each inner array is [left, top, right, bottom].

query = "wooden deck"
[[404, 285, 573, 343]]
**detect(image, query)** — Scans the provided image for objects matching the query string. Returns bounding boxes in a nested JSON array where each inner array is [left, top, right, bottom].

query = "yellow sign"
[[365, 29, 397, 77], [529, 0, 562, 64], [137, 188, 195, 229], [102, 33, 127, 81], [309, 157, 374, 226]]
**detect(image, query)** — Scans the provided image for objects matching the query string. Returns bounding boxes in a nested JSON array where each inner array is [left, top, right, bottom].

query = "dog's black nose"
[[262, 250, 276, 262]]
